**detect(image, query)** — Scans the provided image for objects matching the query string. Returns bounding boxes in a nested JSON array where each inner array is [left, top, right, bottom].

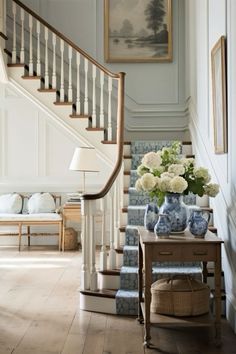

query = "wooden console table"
[[62, 203, 81, 251], [138, 226, 223, 348]]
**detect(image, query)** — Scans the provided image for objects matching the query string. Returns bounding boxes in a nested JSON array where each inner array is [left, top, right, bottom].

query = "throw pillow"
[[0, 193, 23, 214], [27, 193, 56, 214]]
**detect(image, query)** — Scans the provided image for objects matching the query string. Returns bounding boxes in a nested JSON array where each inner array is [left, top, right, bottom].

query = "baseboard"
[[226, 294, 236, 333]]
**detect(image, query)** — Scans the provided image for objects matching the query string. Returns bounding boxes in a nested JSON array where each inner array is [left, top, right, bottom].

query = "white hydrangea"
[[170, 176, 188, 193], [159, 176, 172, 192], [140, 173, 156, 191], [137, 164, 148, 176], [204, 183, 219, 197], [161, 171, 175, 178], [141, 151, 162, 170], [168, 164, 185, 176], [180, 157, 195, 167], [135, 178, 143, 192], [194, 167, 211, 183]]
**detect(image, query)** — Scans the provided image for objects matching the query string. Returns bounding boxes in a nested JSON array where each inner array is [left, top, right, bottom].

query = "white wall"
[[186, 0, 236, 331], [21, 0, 188, 141], [0, 82, 105, 194]]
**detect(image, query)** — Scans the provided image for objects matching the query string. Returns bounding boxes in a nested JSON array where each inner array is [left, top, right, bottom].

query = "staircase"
[[0, 1, 225, 317]]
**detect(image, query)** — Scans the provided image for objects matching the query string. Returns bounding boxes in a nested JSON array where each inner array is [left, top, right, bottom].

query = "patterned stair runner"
[[116, 141, 202, 315]]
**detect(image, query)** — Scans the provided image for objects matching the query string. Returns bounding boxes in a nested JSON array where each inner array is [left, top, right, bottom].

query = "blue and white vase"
[[159, 193, 187, 233], [154, 214, 171, 237], [144, 203, 159, 231], [188, 209, 210, 238]]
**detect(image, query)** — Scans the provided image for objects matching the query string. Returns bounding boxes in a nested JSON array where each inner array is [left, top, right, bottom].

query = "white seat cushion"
[[0, 213, 62, 222], [27, 193, 56, 214], [0, 194, 22, 214]]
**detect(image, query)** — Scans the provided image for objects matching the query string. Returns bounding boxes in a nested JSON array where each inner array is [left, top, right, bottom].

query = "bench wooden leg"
[[18, 223, 22, 251], [58, 222, 62, 251], [27, 226, 30, 247]]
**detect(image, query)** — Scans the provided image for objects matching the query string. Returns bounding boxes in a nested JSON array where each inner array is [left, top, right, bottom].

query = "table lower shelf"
[[140, 303, 214, 328]]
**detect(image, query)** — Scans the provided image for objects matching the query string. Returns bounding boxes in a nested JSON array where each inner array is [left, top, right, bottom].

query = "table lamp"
[[69, 147, 99, 194]]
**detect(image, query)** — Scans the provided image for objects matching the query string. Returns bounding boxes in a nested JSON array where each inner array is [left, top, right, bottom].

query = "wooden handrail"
[[0, 32, 8, 40], [12, 0, 119, 78], [81, 72, 125, 201]]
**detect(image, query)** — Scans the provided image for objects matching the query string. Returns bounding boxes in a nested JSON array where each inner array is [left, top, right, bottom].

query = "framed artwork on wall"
[[104, 0, 172, 63], [211, 36, 227, 154]]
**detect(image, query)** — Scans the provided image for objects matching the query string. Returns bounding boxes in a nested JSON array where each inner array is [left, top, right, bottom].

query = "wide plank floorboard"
[[0, 247, 235, 354]]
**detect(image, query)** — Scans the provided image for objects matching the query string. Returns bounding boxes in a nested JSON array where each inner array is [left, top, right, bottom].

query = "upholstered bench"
[[0, 193, 63, 251]]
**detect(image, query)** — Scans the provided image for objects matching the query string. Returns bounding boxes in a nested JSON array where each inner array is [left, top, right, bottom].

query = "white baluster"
[[114, 176, 121, 249], [20, 9, 25, 63], [92, 64, 96, 127], [76, 52, 81, 115], [44, 27, 49, 88], [60, 39, 65, 101], [108, 77, 112, 141], [100, 71, 105, 128], [84, 58, 88, 114], [100, 197, 107, 271], [0, 0, 6, 34], [90, 200, 98, 291], [29, 15, 33, 75], [52, 33, 57, 89], [108, 187, 116, 270], [36, 21, 41, 75], [80, 199, 90, 290], [28, 15, 34, 75], [68, 45, 73, 102], [12, 2, 16, 63]]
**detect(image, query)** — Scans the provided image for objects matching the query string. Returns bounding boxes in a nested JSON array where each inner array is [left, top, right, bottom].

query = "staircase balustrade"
[[2, 0, 125, 293]]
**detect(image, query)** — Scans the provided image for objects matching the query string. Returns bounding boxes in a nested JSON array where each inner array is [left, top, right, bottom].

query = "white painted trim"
[[1, 109, 6, 177]]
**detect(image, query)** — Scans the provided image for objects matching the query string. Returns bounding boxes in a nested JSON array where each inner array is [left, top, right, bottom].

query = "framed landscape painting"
[[211, 36, 227, 154], [104, 0, 172, 63]]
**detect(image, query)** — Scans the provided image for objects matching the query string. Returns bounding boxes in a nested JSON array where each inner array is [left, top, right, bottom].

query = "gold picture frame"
[[211, 36, 227, 154], [104, 0, 172, 63]]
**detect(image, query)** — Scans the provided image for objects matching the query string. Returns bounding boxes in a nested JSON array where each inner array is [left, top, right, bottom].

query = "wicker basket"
[[151, 276, 210, 317], [64, 227, 78, 250]]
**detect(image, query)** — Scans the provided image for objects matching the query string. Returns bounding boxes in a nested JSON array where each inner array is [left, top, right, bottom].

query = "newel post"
[[80, 199, 90, 290]]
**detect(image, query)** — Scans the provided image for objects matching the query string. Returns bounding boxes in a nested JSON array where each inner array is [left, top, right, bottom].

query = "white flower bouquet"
[[135, 142, 219, 206]]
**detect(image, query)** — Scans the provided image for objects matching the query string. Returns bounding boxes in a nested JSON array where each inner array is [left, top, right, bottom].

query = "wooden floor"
[[0, 247, 235, 354]]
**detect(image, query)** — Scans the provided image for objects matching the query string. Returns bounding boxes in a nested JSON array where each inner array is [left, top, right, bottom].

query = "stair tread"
[[38, 88, 57, 93], [121, 266, 138, 273], [86, 127, 105, 131], [99, 269, 120, 276], [69, 114, 90, 118], [80, 289, 117, 298], [54, 101, 73, 105], [22, 75, 41, 79], [8, 63, 25, 67], [102, 140, 131, 145]]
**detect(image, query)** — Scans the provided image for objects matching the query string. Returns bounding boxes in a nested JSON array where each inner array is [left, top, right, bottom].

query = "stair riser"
[[123, 249, 138, 267], [124, 158, 131, 171], [120, 272, 138, 290], [98, 273, 120, 290], [80, 293, 116, 314]]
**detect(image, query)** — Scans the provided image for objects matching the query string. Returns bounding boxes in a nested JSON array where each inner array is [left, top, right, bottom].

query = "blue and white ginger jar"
[[144, 203, 159, 231], [188, 209, 210, 238], [159, 193, 187, 233]]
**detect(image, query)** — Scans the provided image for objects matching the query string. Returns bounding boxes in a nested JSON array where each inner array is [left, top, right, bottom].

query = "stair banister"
[[12, 0, 120, 79], [6, 0, 126, 292]]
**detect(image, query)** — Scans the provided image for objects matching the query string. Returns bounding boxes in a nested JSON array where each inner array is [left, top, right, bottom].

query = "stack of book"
[[66, 193, 81, 204]]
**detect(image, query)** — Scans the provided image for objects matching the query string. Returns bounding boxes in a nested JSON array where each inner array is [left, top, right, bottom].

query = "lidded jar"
[[188, 209, 210, 238]]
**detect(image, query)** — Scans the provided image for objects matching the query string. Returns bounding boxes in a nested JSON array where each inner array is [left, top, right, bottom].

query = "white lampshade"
[[69, 147, 99, 172]]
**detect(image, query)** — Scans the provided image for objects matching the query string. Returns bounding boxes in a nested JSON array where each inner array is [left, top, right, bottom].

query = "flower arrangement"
[[135, 142, 219, 207]]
